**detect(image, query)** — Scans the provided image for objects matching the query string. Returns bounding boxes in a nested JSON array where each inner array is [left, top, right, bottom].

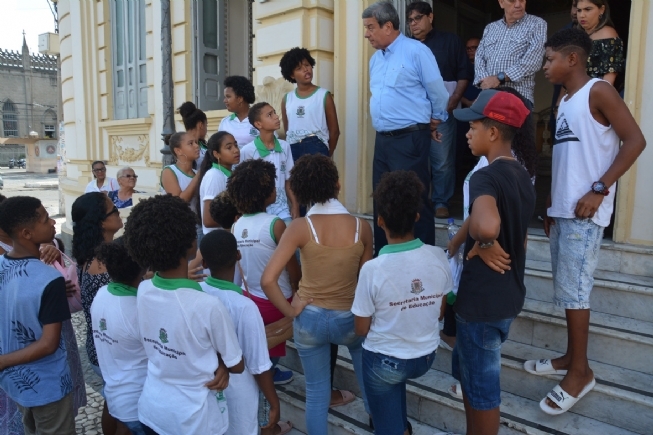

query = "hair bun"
[[178, 101, 197, 118]]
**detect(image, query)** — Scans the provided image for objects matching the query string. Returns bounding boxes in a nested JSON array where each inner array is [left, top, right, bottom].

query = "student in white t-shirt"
[[199, 230, 293, 435], [91, 238, 148, 435], [85, 160, 119, 193], [178, 102, 208, 168], [123, 194, 244, 435], [240, 102, 299, 221], [218, 76, 259, 148], [197, 132, 240, 235], [352, 170, 452, 435]]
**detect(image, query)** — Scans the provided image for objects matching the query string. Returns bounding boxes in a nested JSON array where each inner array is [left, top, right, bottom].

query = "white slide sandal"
[[524, 359, 568, 376], [539, 378, 596, 415]]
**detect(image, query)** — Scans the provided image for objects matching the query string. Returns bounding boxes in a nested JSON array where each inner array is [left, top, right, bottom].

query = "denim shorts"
[[550, 217, 604, 310], [451, 314, 513, 411]]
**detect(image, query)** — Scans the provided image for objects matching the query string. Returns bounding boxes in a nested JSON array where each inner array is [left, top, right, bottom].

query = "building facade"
[[58, 0, 653, 247]]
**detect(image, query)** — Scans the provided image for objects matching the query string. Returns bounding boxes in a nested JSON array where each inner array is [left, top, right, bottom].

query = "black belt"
[[379, 123, 430, 137]]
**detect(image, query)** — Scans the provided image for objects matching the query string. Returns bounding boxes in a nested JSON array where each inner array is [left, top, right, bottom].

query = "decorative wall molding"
[[108, 134, 150, 166], [255, 76, 295, 135]]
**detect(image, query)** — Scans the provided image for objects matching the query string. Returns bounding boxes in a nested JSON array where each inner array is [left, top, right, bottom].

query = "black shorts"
[[442, 302, 457, 337]]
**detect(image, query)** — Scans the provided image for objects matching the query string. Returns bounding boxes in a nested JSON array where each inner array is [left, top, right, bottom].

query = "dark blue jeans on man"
[[431, 115, 457, 211], [373, 128, 435, 256], [363, 349, 435, 435]]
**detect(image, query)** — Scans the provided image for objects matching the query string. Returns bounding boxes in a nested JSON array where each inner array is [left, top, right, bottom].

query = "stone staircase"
[[276, 221, 653, 434]]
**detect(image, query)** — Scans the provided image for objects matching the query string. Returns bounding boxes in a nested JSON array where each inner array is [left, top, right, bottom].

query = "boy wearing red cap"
[[452, 89, 535, 435]]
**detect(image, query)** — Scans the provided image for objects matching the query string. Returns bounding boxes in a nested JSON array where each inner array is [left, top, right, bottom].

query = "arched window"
[[2, 101, 18, 137], [43, 109, 57, 138]]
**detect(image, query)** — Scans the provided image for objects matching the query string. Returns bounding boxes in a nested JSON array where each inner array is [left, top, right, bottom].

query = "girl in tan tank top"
[[261, 155, 373, 433]]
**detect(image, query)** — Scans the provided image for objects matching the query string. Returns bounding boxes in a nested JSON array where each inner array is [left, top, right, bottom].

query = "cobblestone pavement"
[[72, 311, 104, 434]]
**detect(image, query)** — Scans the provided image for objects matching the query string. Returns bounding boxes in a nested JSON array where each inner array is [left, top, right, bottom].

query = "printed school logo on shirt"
[[99, 318, 107, 331], [159, 328, 169, 344], [411, 279, 424, 295], [242, 229, 248, 239], [296, 106, 305, 117], [249, 127, 258, 136]]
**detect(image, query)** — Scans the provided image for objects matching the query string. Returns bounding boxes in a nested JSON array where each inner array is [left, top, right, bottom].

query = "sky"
[[0, 0, 57, 53]]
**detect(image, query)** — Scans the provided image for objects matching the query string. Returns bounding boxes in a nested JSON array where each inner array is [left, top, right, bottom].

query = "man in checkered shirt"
[[475, 0, 547, 108]]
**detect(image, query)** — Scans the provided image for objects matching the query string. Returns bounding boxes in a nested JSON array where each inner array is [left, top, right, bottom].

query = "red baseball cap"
[[453, 89, 529, 128]]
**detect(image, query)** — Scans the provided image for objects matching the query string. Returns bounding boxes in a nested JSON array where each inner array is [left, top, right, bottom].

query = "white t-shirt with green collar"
[[137, 274, 242, 435], [351, 239, 453, 359], [218, 113, 259, 149], [200, 277, 271, 435], [199, 163, 231, 234]]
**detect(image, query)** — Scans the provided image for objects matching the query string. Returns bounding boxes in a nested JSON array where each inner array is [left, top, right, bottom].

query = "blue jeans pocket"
[[373, 354, 407, 385]]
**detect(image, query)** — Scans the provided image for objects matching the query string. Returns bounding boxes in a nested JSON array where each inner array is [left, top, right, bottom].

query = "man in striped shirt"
[[475, 0, 547, 108]]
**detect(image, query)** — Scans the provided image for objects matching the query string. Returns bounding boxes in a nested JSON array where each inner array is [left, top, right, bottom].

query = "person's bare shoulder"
[[593, 26, 619, 40]]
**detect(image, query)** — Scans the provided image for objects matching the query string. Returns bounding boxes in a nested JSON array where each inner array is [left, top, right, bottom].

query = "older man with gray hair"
[[363, 1, 449, 256]]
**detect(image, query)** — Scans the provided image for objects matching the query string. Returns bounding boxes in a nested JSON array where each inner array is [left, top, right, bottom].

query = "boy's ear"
[[201, 258, 208, 269], [415, 212, 420, 223], [377, 215, 385, 230], [236, 250, 242, 261]]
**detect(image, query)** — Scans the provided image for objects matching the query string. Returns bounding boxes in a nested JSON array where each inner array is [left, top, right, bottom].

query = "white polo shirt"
[[137, 274, 242, 435], [352, 239, 452, 359], [199, 164, 231, 234], [85, 177, 119, 193], [201, 277, 272, 435], [218, 113, 259, 149]]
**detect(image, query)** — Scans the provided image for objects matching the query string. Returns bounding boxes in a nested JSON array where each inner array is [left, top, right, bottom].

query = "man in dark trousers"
[[407, 1, 469, 219], [363, 1, 449, 255]]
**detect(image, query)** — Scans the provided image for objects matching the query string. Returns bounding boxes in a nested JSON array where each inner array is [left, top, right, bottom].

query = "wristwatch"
[[478, 240, 495, 249], [497, 72, 506, 85], [591, 181, 609, 196]]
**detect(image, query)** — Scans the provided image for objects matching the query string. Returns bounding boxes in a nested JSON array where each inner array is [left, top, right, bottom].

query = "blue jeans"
[[293, 305, 368, 435], [122, 420, 148, 435], [363, 349, 435, 435], [431, 115, 456, 209], [451, 314, 513, 410]]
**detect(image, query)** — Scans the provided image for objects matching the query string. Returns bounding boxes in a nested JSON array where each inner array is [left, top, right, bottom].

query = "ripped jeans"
[[363, 349, 436, 435]]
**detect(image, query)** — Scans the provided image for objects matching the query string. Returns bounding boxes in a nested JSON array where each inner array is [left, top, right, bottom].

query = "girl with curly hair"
[[178, 101, 208, 167], [261, 154, 373, 435], [197, 131, 240, 234], [218, 76, 259, 148], [71, 192, 124, 434]]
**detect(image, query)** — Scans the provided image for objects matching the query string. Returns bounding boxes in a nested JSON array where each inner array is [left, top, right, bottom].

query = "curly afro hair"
[[0, 196, 42, 238], [289, 154, 339, 206], [209, 192, 239, 229], [545, 28, 593, 60], [72, 192, 110, 265], [279, 47, 316, 83], [178, 101, 207, 131], [200, 230, 238, 273], [95, 237, 143, 285], [224, 76, 256, 105], [227, 159, 276, 214], [373, 170, 424, 238], [124, 195, 197, 272]]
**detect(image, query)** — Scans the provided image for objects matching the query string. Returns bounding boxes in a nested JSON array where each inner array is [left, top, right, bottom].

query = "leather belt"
[[379, 123, 430, 137]]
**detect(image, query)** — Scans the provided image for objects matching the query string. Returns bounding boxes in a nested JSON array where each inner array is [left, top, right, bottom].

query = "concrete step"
[[276, 368, 446, 435], [432, 341, 653, 435], [279, 345, 639, 435], [514, 298, 653, 375], [524, 259, 653, 323]]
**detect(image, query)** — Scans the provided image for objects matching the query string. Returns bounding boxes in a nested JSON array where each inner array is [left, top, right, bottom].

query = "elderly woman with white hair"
[[108, 166, 138, 208]]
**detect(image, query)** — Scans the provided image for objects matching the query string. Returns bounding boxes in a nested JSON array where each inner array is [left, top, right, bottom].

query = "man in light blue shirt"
[[363, 1, 449, 256]]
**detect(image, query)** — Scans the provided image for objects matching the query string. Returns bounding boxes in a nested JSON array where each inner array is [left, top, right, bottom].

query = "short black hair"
[[373, 171, 423, 238], [124, 195, 197, 272], [406, 1, 432, 17], [200, 230, 238, 273], [248, 102, 271, 127], [0, 196, 42, 238], [224, 76, 256, 105], [178, 101, 207, 131], [289, 154, 339, 205], [481, 118, 518, 143], [96, 237, 143, 284], [209, 192, 239, 229], [227, 159, 276, 214], [279, 47, 316, 83], [545, 28, 593, 61]]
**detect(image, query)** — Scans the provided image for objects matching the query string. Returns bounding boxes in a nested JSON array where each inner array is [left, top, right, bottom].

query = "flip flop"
[[448, 381, 462, 399], [539, 378, 596, 415], [275, 421, 293, 435], [524, 359, 568, 376], [329, 389, 355, 408]]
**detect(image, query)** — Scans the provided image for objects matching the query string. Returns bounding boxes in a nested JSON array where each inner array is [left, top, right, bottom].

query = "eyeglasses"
[[407, 14, 425, 24], [466, 46, 479, 51], [92, 167, 106, 173], [121, 174, 138, 179], [103, 206, 119, 219]]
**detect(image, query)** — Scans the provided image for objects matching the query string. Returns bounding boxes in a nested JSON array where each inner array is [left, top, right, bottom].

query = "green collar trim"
[[229, 113, 237, 121], [378, 238, 424, 256], [107, 282, 138, 297], [205, 276, 243, 295], [254, 136, 282, 158], [198, 139, 207, 150], [152, 273, 203, 292], [174, 164, 195, 179], [295, 86, 320, 100], [242, 212, 263, 217], [212, 162, 232, 177]]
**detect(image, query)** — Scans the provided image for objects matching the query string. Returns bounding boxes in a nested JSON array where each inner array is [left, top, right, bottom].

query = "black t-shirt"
[[454, 159, 536, 322], [39, 276, 70, 325]]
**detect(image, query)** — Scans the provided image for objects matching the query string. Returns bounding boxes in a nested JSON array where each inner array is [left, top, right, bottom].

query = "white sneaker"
[[439, 341, 453, 352]]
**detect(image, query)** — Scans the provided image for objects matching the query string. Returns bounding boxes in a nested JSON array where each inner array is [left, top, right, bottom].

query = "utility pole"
[[160, 0, 175, 166]]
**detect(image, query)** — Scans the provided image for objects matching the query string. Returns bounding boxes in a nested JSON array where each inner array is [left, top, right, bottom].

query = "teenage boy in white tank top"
[[532, 28, 645, 416]]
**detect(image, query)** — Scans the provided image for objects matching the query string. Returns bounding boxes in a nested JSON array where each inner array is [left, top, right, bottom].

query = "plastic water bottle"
[[216, 390, 227, 414], [447, 218, 464, 262]]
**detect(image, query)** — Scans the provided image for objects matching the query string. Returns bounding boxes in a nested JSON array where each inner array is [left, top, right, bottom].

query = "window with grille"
[[44, 125, 56, 138], [111, 0, 148, 120], [2, 101, 18, 137]]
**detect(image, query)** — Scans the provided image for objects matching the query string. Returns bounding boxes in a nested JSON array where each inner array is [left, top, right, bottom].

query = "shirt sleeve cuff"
[[432, 112, 449, 122]]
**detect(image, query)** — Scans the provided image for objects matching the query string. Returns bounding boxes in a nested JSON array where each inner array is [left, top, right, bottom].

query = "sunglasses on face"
[[121, 174, 138, 179], [103, 206, 119, 219]]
